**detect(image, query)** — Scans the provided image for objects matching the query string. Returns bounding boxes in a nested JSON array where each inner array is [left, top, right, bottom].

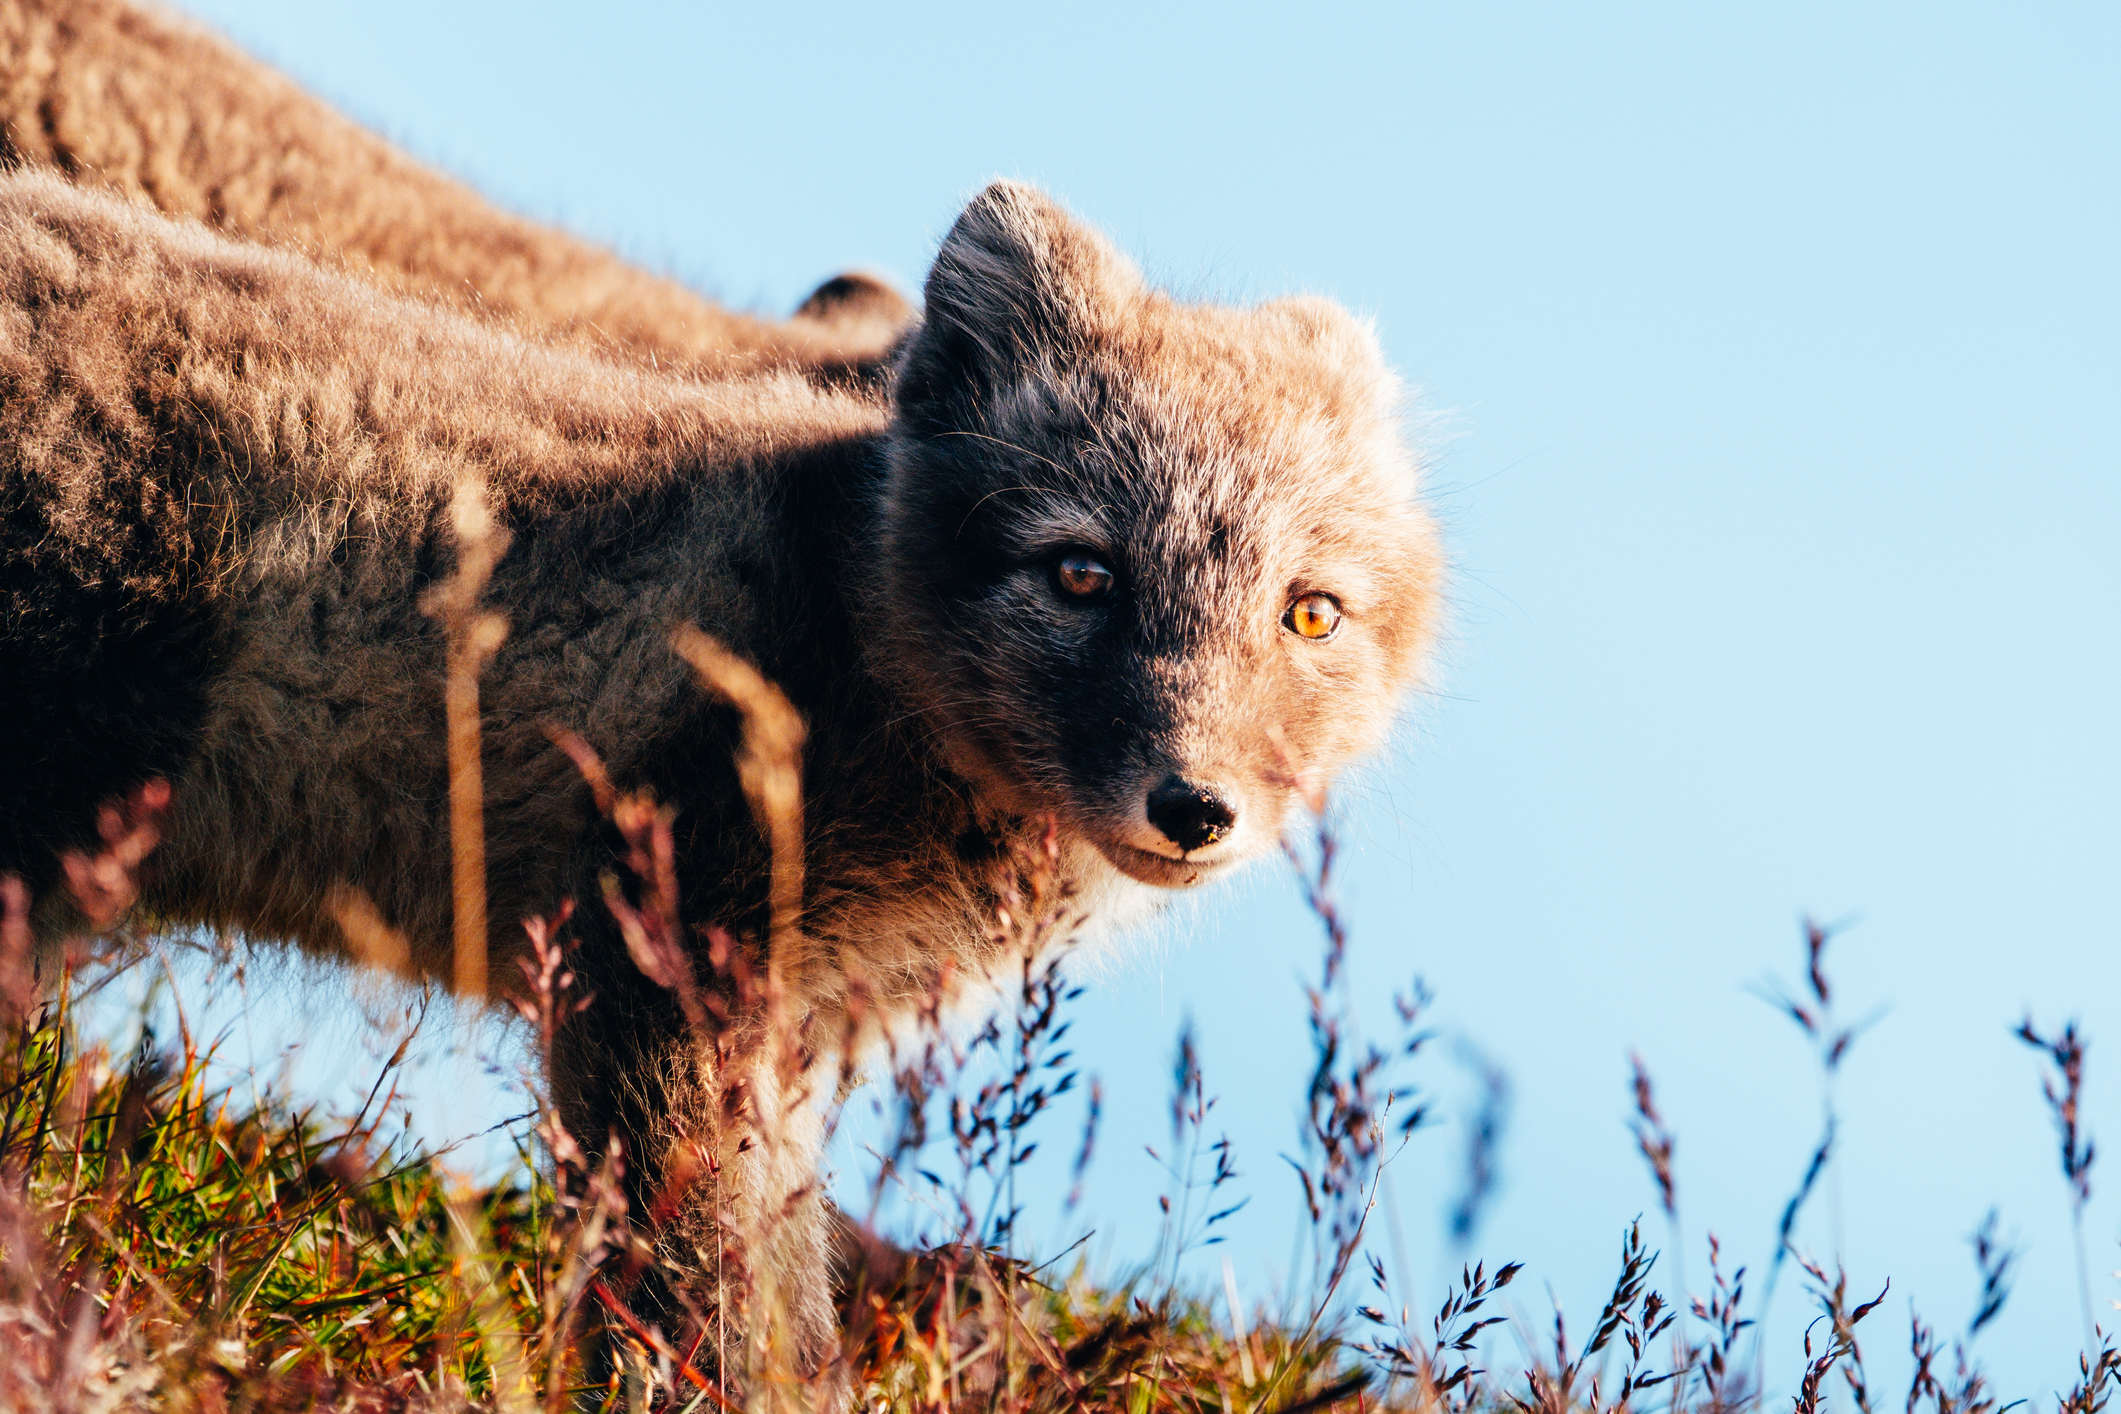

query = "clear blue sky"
[[132, 0, 2118, 1398]]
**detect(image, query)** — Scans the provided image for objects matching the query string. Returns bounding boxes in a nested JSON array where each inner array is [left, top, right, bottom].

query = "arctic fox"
[[0, 0, 908, 378], [0, 171, 1438, 1383]]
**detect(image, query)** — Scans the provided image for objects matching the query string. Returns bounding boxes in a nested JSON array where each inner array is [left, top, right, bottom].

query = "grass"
[[0, 952, 1359, 1410], [4, 819, 2117, 1412]]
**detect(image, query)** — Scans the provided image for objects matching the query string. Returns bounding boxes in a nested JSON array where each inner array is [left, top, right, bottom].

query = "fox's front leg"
[[546, 922, 840, 1403]]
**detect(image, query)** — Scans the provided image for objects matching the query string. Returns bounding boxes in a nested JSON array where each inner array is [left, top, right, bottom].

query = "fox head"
[[874, 181, 1440, 888]]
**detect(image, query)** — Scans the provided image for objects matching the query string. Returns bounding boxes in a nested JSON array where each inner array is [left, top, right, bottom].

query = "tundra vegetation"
[[0, 738, 2111, 1411]]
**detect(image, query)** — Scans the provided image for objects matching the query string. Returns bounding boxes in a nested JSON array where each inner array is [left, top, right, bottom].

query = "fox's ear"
[[896, 182, 1139, 423], [1264, 296, 1389, 374], [1260, 295, 1398, 410]]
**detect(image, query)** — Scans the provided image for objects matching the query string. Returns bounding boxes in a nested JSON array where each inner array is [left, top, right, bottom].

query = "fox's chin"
[[1093, 839, 1230, 889]]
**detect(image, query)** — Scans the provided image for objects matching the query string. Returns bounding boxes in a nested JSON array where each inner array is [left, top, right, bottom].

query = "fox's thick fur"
[[0, 169, 1438, 1383], [0, 0, 908, 378]]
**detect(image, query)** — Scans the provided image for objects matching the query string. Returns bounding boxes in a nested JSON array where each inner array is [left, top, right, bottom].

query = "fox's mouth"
[[1094, 839, 1226, 889]]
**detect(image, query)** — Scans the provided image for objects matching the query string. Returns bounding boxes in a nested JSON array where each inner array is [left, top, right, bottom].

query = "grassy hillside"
[[3, 849, 2111, 1411]]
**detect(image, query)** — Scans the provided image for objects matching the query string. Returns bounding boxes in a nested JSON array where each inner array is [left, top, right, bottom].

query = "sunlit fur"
[[0, 173, 1438, 1380], [0, 0, 909, 379], [874, 182, 1437, 885]]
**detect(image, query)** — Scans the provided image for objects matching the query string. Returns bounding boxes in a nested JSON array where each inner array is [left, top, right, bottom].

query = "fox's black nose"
[[1145, 777, 1237, 852]]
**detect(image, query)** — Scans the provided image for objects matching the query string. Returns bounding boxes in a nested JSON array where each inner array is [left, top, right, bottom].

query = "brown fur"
[[0, 171, 1439, 1385], [0, 0, 909, 379]]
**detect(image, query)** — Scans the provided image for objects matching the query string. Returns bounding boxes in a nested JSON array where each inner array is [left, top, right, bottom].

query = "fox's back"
[[0, 173, 887, 948]]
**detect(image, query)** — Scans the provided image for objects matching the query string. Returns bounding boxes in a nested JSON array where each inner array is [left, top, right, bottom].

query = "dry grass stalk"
[[1629, 1053, 1677, 1222], [327, 883, 416, 979], [666, 623, 815, 1408], [448, 1190, 537, 1414], [55, 781, 171, 934], [2016, 1015, 2099, 1359], [0, 876, 34, 1022], [668, 623, 806, 968], [1965, 1209, 2015, 1340], [419, 474, 513, 1001]]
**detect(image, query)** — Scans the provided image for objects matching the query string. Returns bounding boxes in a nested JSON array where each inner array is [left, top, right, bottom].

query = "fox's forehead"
[[977, 329, 1412, 542]]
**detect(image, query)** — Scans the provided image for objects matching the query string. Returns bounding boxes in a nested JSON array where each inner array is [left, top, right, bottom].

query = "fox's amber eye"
[[1053, 551, 1115, 599], [1284, 593, 1343, 641]]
